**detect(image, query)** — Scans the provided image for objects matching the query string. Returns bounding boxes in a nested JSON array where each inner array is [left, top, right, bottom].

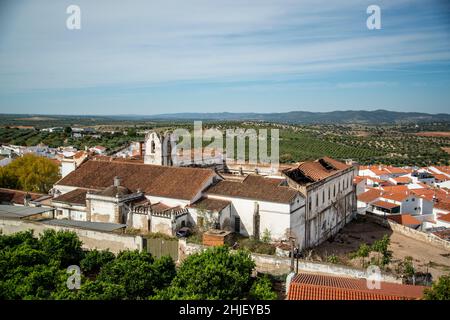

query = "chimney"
[[24, 192, 31, 207], [114, 176, 121, 187]]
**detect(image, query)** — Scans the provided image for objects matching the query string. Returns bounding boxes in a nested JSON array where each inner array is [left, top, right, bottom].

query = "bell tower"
[[144, 131, 175, 166]]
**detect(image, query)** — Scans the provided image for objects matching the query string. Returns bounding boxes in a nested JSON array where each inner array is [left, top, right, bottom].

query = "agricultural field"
[[0, 114, 449, 166], [276, 123, 450, 166]]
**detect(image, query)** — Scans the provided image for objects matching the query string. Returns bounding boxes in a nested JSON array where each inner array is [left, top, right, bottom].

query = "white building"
[[282, 157, 357, 249]]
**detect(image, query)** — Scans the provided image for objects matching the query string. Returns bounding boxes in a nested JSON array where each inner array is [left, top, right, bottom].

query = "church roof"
[[283, 157, 351, 185], [206, 175, 299, 204], [52, 188, 89, 206], [94, 185, 132, 197], [56, 159, 217, 201]]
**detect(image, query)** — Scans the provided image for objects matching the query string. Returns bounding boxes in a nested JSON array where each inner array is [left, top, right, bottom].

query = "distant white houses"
[[90, 145, 107, 155], [41, 127, 63, 133]]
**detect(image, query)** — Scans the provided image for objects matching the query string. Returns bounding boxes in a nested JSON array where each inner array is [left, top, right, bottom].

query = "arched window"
[[151, 140, 156, 153]]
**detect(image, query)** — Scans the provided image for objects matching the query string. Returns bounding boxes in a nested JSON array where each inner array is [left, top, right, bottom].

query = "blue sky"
[[0, 0, 449, 115]]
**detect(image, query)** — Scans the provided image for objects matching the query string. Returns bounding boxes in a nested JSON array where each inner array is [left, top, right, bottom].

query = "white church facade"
[[50, 130, 357, 250]]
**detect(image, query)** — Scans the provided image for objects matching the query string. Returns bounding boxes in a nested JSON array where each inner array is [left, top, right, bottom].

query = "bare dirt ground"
[[442, 147, 450, 155], [312, 216, 450, 280], [415, 131, 450, 137]]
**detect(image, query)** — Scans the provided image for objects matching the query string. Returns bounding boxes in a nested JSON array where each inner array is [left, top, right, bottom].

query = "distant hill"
[[1, 109, 449, 125], [146, 109, 450, 124]]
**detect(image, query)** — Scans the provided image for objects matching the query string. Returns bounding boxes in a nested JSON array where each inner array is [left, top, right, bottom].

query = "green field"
[[0, 115, 449, 166]]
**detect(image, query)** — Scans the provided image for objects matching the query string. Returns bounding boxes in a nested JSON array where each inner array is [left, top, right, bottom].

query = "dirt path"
[[313, 218, 450, 280]]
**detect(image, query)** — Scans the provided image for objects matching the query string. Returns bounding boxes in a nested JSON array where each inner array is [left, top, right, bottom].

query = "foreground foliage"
[[424, 275, 450, 300], [0, 230, 276, 300]]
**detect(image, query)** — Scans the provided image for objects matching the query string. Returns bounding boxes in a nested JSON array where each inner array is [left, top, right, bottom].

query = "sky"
[[0, 0, 449, 115]]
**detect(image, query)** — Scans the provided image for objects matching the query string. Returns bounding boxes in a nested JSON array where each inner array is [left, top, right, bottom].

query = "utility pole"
[[294, 247, 300, 273], [290, 237, 295, 273]]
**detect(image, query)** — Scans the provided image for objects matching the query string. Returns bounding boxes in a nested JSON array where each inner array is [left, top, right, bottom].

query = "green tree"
[[39, 229, 84, 268], [64, 127, 72, 135], [80, 249, 115, 275], [155, 246, 255, 300], [399, 256, 415, 278], [371, 235, 392, 266], [96, 250, 175, 299], [424, 275, 450, 300], [249, 275, 277, 300], [261, 229, 272, 244], [0, 154, 60, 193]]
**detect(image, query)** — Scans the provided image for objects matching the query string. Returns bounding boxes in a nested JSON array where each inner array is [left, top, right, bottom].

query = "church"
[[50, 130, 357, 250]]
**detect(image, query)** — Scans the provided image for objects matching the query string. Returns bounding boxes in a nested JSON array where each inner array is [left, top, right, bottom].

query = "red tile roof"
[[385, 166, 409, 175], [381, 191, 411, 202], [433, 173, 449, 181], [189, 197, 231, 212], [357, 189, 382, 203], [434, 200, 450, 212], [370, 168, 390, 176], [393, 177, 412, 184], [382, 185, 409, 193], [288, 273, 424, 300], [56, 159, 217, 201], [0, 188, 47, 205], [437, 212, 450, 223], [353, 176, 366, 185], [52, 188, 89, 206], [372, 200, 400, 210], [284, 157, 351, 184], [207, 175, 298, 204], [387, 214, 421, 226]]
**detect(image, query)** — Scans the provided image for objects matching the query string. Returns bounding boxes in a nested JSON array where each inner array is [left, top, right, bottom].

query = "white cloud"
[[0, 0, 448, 93]]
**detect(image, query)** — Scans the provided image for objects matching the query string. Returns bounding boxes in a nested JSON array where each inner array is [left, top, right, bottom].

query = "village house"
[[90, 146, 107, 155]]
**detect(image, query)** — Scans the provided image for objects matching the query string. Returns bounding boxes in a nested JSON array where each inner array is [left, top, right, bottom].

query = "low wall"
[[0, 218, 143, 254], [365, 213, 450, 251], [179, 240, 401, 283]]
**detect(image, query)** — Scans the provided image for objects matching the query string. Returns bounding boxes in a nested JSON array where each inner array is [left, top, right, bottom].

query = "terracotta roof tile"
[[0, 188, 46, 205], [387, 214, 421, 226], [52, 188, 89, 205], [372, 200, 400, 210], [437, 212, 450, 223], [207, 175, 298, 204], [435, 200, 450, 212], [56, 159, 217, 201], [382, 185, 409, 193], [357, 189, 382, 203], [284, 157, 351, 184], [288, 273, 424, 300], [381, 191, 411, 202], [190, 197, 231, 212], [393, 177, 412, 184]]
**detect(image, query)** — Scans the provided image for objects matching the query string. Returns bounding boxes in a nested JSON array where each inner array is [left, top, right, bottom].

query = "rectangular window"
[[234, 217, 241, 233], [316, 195, 319, 207], [322, 190, 325, 203]]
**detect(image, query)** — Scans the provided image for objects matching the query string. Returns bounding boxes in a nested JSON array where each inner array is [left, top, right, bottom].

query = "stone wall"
[[0, 218, 143, 254], [365, 213, 450, 251], [179, 240, 401, 283]]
